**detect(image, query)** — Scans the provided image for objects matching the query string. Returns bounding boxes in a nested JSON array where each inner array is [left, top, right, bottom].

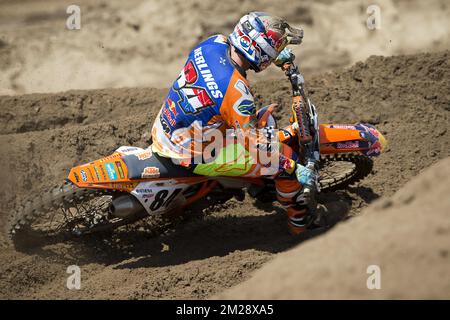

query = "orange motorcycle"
[[8, 61, 387, 244]]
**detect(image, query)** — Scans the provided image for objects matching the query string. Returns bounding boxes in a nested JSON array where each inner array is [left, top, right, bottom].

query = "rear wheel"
[[7, 181, 147, 248], [318, 153, 373, 192]]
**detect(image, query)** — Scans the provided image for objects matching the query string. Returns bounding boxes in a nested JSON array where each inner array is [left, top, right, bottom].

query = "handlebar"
[[281, 62, 305, 98]]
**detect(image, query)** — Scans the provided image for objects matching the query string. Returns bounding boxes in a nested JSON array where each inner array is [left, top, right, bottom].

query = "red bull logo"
[[168, 98, 177, 117]]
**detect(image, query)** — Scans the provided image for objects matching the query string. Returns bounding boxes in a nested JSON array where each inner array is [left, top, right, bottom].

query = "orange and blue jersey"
[[151, 35, 257, 162]]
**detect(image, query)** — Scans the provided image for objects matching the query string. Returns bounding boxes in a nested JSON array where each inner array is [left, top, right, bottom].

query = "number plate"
[[131, 180, 189, 214]]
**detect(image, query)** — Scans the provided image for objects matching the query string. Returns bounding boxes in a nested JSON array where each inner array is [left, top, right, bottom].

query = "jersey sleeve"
[[218, 69, 297, 176], [219, 70, 257, 131]]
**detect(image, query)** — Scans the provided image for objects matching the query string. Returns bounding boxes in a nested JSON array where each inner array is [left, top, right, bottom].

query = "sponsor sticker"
[[281, 129, 291, 138], [137, 149, 152, 161], [238, 35, 258, 58], [93, 166, 101, 181], [336, 141, 360, 149], [108, 182, 137, 190], [141, 166, 160, 179], [239, 35, 251, 50], [99, 165, 108, 180], [167, 98, 177, 117], [163, 105, 176, 126], [161, 116, 171, 135], [115, 161, 125, 179], [280, 157, 296, 175], [87, 168, 95, 181], [135, 188, 153, 193], [329, 124, 356, 130], [233, 80, 255, 117], [105, 163, 118, 180], [80, 170, 88, 182], [117, 146, 140, 153], [135, 188, 155, 199], [365, 141, 382, 156], [237, 102, 256, 116]]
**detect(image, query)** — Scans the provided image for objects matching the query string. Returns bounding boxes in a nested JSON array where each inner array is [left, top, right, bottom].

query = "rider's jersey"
[[151, 35, 257, 164]]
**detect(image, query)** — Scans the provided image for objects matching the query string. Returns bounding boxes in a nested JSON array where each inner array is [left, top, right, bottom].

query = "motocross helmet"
[[229, 12, 303, 72]]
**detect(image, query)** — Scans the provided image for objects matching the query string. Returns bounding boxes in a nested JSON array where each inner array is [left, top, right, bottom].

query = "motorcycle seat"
[[122, 151, 198, 180]]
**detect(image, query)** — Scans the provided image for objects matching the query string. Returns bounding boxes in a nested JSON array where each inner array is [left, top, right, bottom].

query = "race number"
[[149, 188, 182, 211]]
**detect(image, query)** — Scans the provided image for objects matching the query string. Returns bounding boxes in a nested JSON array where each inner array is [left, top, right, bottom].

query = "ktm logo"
[[173, 60, 215, 114], [141, 167, 160, 179]]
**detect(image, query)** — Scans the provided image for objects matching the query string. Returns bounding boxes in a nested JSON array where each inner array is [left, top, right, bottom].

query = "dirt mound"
[[0, 51, 449, 299], [219, 157, 450, 299], [1, 0, 450, 94]]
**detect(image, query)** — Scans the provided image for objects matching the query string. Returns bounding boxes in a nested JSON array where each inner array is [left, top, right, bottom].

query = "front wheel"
[[318, 153, 374, 192]]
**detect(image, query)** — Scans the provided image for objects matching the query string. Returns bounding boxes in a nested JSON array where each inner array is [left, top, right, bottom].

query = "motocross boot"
[[286, 204, 308, 234], [283, 182, 321, 235], [275, 177, 311, 235]]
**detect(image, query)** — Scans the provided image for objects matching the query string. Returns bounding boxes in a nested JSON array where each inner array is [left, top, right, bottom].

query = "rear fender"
[[67, 151, 139, 191], [67, 145, 206, 191], [319, 123, 388, 156]]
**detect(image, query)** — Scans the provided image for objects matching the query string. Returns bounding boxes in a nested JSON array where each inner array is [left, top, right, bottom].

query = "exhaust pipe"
[[110, 194, 145, 218]]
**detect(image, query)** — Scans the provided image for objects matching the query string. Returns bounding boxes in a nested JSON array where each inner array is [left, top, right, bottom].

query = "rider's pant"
[[275, 174, 308, 235], [190, 141, 308, 235]]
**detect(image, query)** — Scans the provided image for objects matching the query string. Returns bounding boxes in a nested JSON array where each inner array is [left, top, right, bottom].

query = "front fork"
[[282, 61, 320, 175], [282, 61, 322, 227]]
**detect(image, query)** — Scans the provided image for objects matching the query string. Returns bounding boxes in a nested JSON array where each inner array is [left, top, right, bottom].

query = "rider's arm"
[[219, 71, 257, 133], [219, 71, 299, 176], [219, 71, 280, 165]]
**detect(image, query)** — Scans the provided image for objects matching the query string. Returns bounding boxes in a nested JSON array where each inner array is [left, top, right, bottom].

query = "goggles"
[[240, 12, 304, 60]]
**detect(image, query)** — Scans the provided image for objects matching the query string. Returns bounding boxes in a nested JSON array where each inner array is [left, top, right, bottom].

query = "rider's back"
[[151, 34, 256, 162]]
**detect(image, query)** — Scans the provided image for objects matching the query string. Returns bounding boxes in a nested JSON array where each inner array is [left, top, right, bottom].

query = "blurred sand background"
[[1, 0, 449, 95]]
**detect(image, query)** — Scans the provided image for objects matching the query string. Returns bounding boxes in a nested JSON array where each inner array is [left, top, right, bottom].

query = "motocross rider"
[[151, 12, 318, 235]]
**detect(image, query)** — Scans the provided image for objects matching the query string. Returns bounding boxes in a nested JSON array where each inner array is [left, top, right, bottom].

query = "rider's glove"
[[274, 48, 305, 86], [295, 162, 317, 190], [274, 48, 295, 67], [295, 161, 318, 207]]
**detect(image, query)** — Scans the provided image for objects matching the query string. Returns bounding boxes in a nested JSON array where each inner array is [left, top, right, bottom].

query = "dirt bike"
[[8, 61, 387, 245]]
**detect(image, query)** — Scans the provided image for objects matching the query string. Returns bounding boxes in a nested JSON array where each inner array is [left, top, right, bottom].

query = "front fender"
[[319, 123, 388, 156]]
